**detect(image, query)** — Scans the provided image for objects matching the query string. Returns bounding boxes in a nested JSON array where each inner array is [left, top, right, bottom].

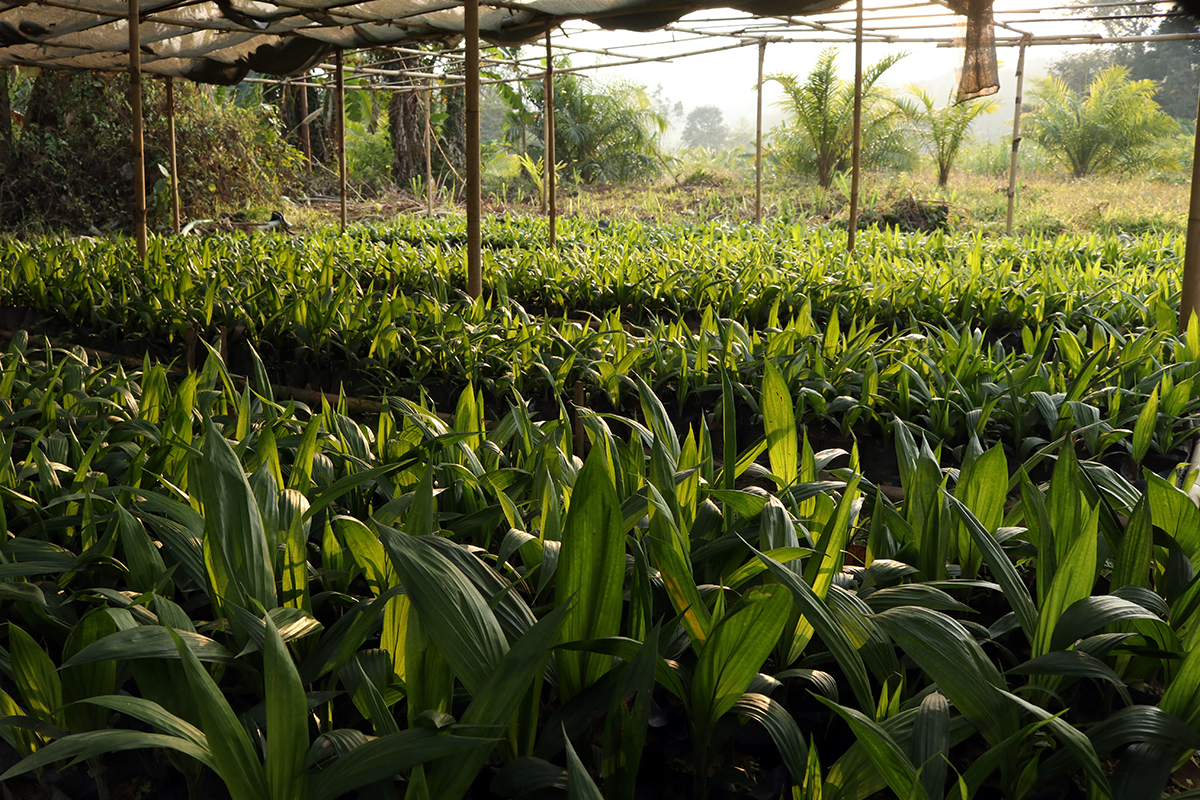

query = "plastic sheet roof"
[[0, 0, 994, 84]]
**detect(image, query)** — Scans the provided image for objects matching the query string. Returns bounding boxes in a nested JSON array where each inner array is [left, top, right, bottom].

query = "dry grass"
[[281, 166, 1192, 238]]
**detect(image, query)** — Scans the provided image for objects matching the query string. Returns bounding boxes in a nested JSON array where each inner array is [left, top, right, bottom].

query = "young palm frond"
[[767, 48, 912, 188], [898, 87, 997, 187]]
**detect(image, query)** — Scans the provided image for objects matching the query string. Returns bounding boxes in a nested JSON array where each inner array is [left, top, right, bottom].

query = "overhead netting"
[[0, 0, 996, 86]]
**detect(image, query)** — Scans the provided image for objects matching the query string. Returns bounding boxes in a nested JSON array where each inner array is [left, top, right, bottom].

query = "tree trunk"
[[388, 53, 425, 187], [938, 162, 951, 188], [0, 68, 12, 165], [439, 84, 466, 193]]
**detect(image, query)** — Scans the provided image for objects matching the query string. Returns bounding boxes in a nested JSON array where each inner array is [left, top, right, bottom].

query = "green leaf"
[[9, 625, 63, 726], [1033, 502, 1099, 656], [555, 445, 626, 702], [946, 496, 1038, 639], [762, 359, 798, 488], [873, 607, 1018, 746], [263, 614, 308, 800], [0, 730, 216, 780], [194, 421, 275, 615], [910, 692, 948, 800], [813, 695, 926, 800], [168, 628, 269, 800], [692, 585, 792, 755], [732, 692, 808, 786], [425, 605, 569, 800], [753, 547, 875, 711], [1049, 595, 1160, 652], [602, 627, 658, 800], [62, 626, 238, 668], [1131, 384, 1159, 465], [380, 528, 507, 697], [308, 730, 493, 800], [564, 726, 605, 800]]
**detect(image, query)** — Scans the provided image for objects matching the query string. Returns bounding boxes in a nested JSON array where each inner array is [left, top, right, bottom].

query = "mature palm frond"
[[767, 48, 912, 188], [899, 87, 997, 187], [1026, 66, 1180, 178]]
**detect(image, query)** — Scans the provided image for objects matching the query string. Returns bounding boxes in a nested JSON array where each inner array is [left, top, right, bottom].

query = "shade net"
[[1, 0, 998, 89]]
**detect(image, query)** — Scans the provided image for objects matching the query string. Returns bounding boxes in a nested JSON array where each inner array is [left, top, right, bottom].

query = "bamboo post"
[[166, 77, 180, 234], [299, 74, 312, 170], [846, 0, 864, 252], [466, 0, 482, 298], [425, 79, 434, 215], [129, 0, 147, 258], [1179, 78, 1200, 332], [335, 50, 347, 230], [1005, 38, 1029, 236], [545, 30, 557, 248], [755, 39, 766, 224]]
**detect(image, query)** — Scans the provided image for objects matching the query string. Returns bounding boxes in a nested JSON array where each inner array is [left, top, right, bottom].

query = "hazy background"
[[534, 1, 1114, 146]]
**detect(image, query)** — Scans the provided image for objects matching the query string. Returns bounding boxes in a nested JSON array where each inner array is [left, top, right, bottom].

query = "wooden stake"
[[1179, 77, 1200, 332], [129, 0, 147, 258], [545, 30, 557, 249], [299, 74, 312, 170], [166, 77, 180, 234], [466, 0, 482, 299], [336, 50, 347, 230], [425, 78, 434, 215], [755, 38, 766, 225], [1005, 39, 1028, 237], [846, 0, 864, 253]]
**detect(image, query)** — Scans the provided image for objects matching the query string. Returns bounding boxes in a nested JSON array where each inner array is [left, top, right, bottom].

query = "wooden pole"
[[755, 38, 766, 225], [846, 0, 864, 252], [425, 78, 434, 215], [128, 0, 147, 258], [336, 50, 347, 230], [545, 30, 557, 249], [1179, 78, 1200, 332], [299, 74, 312, 171], [466, 0, 482, 298], [1005, 39, 1029, 237], [166, 77, 180, 234]]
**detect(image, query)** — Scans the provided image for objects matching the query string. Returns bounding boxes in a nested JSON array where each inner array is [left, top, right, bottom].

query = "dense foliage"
[[1025, 67, 1181, 179], [0, 70, 303, 233], [768, 50, 914, 189], [3, 219, 1200, 799], [898, 88, 996, 188]]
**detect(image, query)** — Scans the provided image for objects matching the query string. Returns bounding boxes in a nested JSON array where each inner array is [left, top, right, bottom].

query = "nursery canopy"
[[0, 0, 997, 89]]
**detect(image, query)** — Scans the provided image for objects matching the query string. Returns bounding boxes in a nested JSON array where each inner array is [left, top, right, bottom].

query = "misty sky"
[[543, 0, 1125, 144]]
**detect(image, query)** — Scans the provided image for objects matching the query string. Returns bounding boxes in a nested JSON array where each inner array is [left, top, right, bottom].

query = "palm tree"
[[767, 48, 912, 189], [1025, 66, 1180, 178], [898, 87, 996, 187], [498, 61, 669, 184]]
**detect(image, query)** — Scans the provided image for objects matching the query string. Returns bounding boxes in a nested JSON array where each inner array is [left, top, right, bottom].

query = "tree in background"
[[767, 49, 913, 189], [1053, 2, 1200, 120], [1025, 66, 1180, 178], [499, 61, 669, 184], [898, 87, 996, 187], [681, 105, 728, 150]]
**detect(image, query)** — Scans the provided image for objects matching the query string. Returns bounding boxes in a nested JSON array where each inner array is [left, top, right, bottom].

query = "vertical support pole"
[[335, 50, 347, 231], [166, 77, 180, 234], [846, 0, 864, 253], [465, 0, 482, 299], [545, 30, 556, 248], [425, 80, 434, 215], [1005, 39, 1029, 237], [299, 73, 312, 170], [1178, 78, 1200, 331], [755, 38, 766, 225], [128, 0, 147, 258]]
